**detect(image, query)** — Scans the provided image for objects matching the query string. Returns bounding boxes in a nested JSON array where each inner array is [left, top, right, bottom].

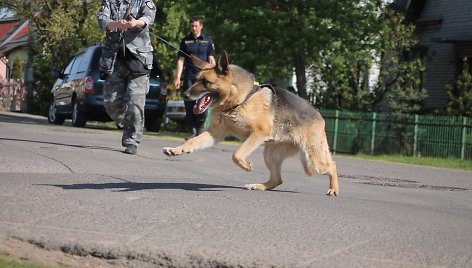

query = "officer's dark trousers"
[[184, 99, 208, 135], [184, 78, 208, 135]]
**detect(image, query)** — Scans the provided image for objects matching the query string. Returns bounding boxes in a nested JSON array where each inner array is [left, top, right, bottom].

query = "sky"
[[0, 7, 15, 21]]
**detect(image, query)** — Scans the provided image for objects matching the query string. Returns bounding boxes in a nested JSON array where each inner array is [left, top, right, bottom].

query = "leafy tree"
[[0, 0, 428, 114], [387, 83, 428, 115], [187, 0, 333, 98], [373, 8, 427, 114], [0, 0, 104, 114], [446, 58, 472, 117], [385, 51, 427, 115], [314, 6, 427, 113], [186, 1, 426, 113], [150, 1, 192, 83]]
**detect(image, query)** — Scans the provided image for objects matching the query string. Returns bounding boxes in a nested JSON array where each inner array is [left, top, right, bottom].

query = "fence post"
[[204, 108, 211, 129], [370, 112, 376, 155], [461, 117, 467, 160], [332, 110, 339, 155], [413, 114, 419, 157]]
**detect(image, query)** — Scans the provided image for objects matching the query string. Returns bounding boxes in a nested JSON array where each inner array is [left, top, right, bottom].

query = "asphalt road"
[[0, 110, 471, 267]]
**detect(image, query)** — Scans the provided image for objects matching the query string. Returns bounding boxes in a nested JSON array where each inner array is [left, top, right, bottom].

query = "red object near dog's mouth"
[[193, 94, 212, 114]]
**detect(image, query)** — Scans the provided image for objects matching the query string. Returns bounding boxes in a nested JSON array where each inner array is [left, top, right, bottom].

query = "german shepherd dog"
[[163, 51, 339, 196]]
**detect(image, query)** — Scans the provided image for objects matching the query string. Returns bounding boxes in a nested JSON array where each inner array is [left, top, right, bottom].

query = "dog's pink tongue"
[[193, 94, 211, 114]]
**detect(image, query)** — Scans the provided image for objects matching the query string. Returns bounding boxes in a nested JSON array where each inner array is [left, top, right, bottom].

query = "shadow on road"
[[38, 182, 244, 192], [39, 181, 300, 193], [0, 137, 121, 152]]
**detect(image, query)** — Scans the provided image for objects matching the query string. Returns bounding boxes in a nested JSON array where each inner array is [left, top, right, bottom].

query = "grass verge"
[[0, 253, 54, 268], [341, 153, 472, 171]]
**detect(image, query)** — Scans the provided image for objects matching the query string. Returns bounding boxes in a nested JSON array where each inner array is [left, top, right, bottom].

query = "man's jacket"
[[97, 0, 156, 70]]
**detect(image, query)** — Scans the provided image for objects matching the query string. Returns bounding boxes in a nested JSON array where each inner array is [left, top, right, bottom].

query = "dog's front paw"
[[163, 147, 179, 156], [233, 156, 253, 171], [244, 183, 266, 191], [163, 146, 192, 156], [241, 161, 253, 172], [326, 188, 339, 196]]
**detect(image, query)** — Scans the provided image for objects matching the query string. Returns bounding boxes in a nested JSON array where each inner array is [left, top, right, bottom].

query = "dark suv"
[[47, 44, 167, 131]]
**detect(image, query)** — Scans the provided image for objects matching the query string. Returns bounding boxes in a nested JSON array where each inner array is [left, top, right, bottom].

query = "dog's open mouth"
[[193, 93, 213, 114]]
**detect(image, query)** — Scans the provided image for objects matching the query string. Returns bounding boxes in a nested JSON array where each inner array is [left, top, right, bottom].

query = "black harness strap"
[[225, 84, 275, 111]]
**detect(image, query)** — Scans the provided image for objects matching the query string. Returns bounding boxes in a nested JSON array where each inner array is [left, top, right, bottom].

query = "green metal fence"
[[321, 110, 472, 160]]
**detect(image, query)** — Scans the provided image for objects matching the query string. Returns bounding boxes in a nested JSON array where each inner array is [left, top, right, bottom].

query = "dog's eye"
[[201, 78, 210, 87]]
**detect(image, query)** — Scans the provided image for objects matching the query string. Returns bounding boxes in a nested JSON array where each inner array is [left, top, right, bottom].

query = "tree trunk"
[[294, 54, 308, 99]]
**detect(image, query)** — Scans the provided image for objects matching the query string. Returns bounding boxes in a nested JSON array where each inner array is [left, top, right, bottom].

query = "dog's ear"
[[217, 50, 230, 75], [191, 54, 213, 69]]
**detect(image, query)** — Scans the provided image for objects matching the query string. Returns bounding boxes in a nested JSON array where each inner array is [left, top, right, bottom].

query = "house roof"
[[0, 20, 29, 57], [0, 20, 18, 41], [0, 35, 28, 53]]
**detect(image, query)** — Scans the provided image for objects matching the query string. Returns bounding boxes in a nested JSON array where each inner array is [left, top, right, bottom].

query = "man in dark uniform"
[[173, 16, 216, 139]]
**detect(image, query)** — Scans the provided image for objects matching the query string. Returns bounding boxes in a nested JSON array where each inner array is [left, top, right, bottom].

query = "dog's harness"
[[225, 84, 276, 111]]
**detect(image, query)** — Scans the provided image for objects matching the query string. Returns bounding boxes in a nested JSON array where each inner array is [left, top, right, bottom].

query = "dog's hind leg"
[[303, 129, 339, 196], [323, 161, 338, 196], [245, 143, 298, 191]]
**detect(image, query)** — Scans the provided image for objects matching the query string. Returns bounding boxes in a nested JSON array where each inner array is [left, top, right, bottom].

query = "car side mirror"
[[52, 70, 64, 79]]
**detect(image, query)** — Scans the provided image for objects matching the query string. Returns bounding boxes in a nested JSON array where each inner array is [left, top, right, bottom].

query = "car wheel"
[[72, 99, 87, 127], [48, 100, 65, 125], [145, 117, 162, 132]]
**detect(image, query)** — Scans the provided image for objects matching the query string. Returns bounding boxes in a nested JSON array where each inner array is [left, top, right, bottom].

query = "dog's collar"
[[225, 84, 275, 111]]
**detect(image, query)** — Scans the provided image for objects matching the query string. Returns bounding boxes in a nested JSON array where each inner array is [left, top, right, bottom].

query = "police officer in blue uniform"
[[174, 16, 216, 139]]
